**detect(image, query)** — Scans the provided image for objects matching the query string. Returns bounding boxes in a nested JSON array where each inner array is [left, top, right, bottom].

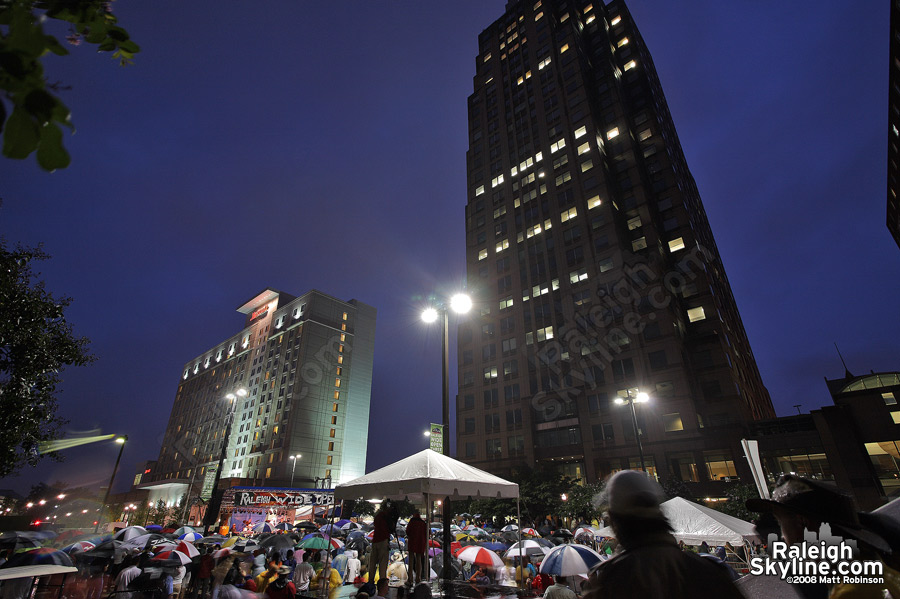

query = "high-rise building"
[[141, 288, 376, 508], [458, 0, 774, 491], [888, 0, 900, 249]]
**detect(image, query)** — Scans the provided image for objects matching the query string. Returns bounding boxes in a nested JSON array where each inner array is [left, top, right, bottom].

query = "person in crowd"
[[514, 557, 532, 587], [195, 546, 215, 599], [172, 563, 188, 599], [255, 556, 283, 595], [542, 576, 576, 599], [292, 552, 315, 593], [405, 511, 427, 587], [251, 549, 267, 577], [368, 504, 391, 584], [315, 559, 342, 599], [581, 470, 743, 599], [345, 550, 361, 585], [331, 550, 349, 583], [374, 578, 389, 599], [386, 552, 407, 588], [115, 556, 142, 599], [531, 571, 552, 592], [266, 566, 296, 599], [283, 550, 297, 578], [747, 474, 899, 599]]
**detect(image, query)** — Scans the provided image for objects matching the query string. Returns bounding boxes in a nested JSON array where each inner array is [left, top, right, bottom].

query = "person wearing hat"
[[266, 566, 296, 599], [387, 551, 408, 587], [582, 470, 743, 599], [255, 557, 284, 595], [746, 474, 899, 599]]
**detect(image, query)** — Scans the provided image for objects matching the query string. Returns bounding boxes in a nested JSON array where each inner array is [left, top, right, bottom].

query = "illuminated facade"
[[142, 289, 376, 506], [458, 0, 774, 490]]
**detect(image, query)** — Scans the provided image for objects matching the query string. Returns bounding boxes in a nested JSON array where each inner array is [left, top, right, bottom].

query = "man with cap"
[[746, 474, 897, 599], [582, 470, 743, 599]]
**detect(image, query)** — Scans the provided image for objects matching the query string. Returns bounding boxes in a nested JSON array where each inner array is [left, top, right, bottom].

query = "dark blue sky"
[[2, 1, 898, 494]]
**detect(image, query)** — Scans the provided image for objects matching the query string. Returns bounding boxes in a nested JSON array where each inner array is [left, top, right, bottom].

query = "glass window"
[[703, 450, 737, 481], [670, 452, 699, 482], [687, 307, 706, 322], [885, 392, 897, 405], [662, 413, 683, 432], [668, 237, 686, 252]]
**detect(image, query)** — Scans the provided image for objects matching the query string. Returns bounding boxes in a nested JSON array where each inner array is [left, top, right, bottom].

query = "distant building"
[[889, 0, 900, 248], [458, 0, 773, 486], [140, 289, 376, 514], [749, 370, 900, 510]]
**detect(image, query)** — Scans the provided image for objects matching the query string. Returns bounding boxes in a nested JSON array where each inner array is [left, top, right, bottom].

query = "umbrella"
[[476, 541, 509, 552], [294, 521, 319, 531], [2, 548, 73, 568], [520, 528, 540, 537], [113, 526, 148, 542], [153, 550, 192, 565], [341, 521, 362, 532], [259, 535, 295, 553], [173, 526, 196, 537], [298, 536, 342, 551], [501, 524, 518, 532], [145, 525, 164, 532], [539, 544, 604, 576], [212, 548, 232, 560], [0, 532, 44, 551], [232, 539, 260, 553], [505, 540, 549, 558], [253, 522, 276, 534], [463, 525, 481, 531], [122, 533, 169, 551], [82, 539, 127, 560], [175, 541, 199, 558], [54, 530, 87, 546], [428, 548, 443, 557], [454, 545, 504, 568], [179, 532, 204, 542], [552, 528, 574, 539], [573, 527, 594, 540], [61, 541, 96, 554], [221, 537, 244, 548], [275, 523, 293, 531], [196, 535, 226, 545]]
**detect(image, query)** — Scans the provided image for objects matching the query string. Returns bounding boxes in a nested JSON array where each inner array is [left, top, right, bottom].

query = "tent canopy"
[[334, 449, 519, 502], [596, 496, 759, 546]]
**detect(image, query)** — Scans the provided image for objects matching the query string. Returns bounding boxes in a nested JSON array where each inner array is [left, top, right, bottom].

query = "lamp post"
[[96, 435, 127, 532], [422, 292, 471, 594], [289, 455, 301, 488], [202, 388, 248, 534], [614, 390, 649, 473]]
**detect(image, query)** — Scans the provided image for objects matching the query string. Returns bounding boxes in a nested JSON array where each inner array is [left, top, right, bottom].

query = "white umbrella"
[[175, 541, 199, 558], [505, 539, 549, 558], [501, 524, 518, 532], [113, 526, 148, 542]]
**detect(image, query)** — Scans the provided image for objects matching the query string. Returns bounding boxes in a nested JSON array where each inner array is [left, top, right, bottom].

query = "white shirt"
[[345, 557, 361, 582], [543, 583, 576, 599]]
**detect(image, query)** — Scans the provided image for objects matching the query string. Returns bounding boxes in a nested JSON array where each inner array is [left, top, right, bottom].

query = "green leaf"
[[84, 27, 107, 44], [97, 40, 116, 52], [2, 108, 39, 159], [106, 26, 129, 42], [24, 89, 57, 124], [36, 123, 70, 171], [44, 35, 69, 57], [119, 40, 140, 54]]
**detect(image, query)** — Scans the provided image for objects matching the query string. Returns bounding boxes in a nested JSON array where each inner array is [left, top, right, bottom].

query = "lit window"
[[668, 238, 686, 252], [533, 0, 541, 8], [495, 239, 510, 253], [569, 269, 588, 284], [687, 307, 706, 322], [342, 312, 348, 320], [326, 455, 333, 465], [535, 11, 543, 21], [478, 249, 488, 261], [330, 429, 335, 438], [555, 171, 572, 186], [585, 15, 595, 24], [560, 43, 569, 53], [574, 125, 587, 139], [581, 159, 593, 172], [560, 12, 568, 22], [492, 174, 505, 188], [560, 207, 577, 222], [537, 326, 554, 342], [484, 366, 498, 380], [632, 237, 647, 251], [638, 129, 652, 141], [627, 215, 642, 230], [583, 4, 593, 13], [610, 16, 621, 26], [617, 38, 629, 47], [333, 403, 339, 412], [885, 392, 898, 405], [475, 185, 484, 196], [334, 391, 340, 400], [606, 127, 619, 140], [494, 206, 507, 219], [340, 333, 346, 341], [892, 412, 900, 424], [587, 195, 602, 209], [335, 379, 341, 387], [577, 142, 590, 155], [663, 413, 684, 432], [500, 297, 514, 310], [538, 57, 551, 70], [624, 60, 636, 71], [483, 52, 492, 62], [551, 138, 566, 153]]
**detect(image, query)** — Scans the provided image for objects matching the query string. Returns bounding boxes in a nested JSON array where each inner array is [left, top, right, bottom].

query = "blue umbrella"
[[476, 542, 509, 552], [538, 544, 605, 576]]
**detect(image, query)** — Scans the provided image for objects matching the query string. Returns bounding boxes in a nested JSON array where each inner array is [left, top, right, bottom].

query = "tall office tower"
[[142, 289, 375, 506], [458, 0, 774, 490], [888, 0, 900, 249]]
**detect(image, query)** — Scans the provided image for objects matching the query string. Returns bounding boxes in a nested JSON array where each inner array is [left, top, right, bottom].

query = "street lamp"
[[421, 292, 472, 456], [289, 455, 302, 488], [96, 435, 127, 532], [202, 388, 248, 533], [614, 390, 649, 473]]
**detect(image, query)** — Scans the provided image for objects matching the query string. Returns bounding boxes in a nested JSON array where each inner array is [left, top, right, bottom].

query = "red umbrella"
[[153, 550, 191, 565], [455, 546, 504, 568]]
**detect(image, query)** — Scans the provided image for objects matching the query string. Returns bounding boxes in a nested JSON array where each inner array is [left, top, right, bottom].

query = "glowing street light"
[[97, 435, 128, 531], [614, 390, 650, 472], [289, 454, 302, 488], [203, 388, 248, 533]]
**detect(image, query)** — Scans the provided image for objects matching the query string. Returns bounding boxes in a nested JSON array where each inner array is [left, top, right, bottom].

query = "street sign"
[[430, 423, 443, 453]]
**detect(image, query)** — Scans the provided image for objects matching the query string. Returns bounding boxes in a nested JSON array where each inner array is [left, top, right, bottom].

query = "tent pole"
[[516, 498, 522, 589], [442, 495, 452, 599]]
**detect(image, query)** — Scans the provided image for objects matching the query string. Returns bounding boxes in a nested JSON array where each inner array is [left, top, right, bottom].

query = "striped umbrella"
[[113, 526, 148, 542], [61, 541, 95, 554], [501, 524, 519, 532], [253, 522, 276, 534], [153, 550, 192, 565], [232, 539, 260, 553], [454, 545, 504, 568], [175, 541, 200, 558], [538, 544, 604, 576], [520, 528, 540, 537], [275, 523, 293, 531], [179, 532, 204, 542], [173, 527, 196, 537]]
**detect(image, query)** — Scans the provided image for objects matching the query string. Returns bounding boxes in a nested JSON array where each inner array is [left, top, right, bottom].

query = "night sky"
[[2, 1, 898, 495]]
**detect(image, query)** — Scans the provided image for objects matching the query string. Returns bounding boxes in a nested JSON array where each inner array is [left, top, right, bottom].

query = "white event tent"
[[596, 496, 759, 546]]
